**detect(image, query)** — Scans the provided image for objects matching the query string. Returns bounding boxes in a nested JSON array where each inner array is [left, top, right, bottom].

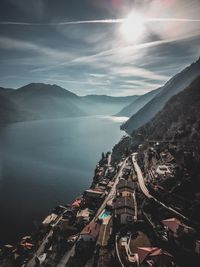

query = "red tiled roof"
[[136, 247, 173, 264], [72, 199, 81, 207], [162, 218, 181, 233], [80, 222, 100, 239]]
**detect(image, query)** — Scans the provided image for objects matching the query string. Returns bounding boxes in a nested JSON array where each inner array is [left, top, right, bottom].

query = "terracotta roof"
[[80, 222, 100, 239], [162, 218, 182, 233], [136, 247, 173, 264]]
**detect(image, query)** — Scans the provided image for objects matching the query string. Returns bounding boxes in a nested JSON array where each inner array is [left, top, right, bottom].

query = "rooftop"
[[114, 196, 135, 210], [116, 179, 134, 191]]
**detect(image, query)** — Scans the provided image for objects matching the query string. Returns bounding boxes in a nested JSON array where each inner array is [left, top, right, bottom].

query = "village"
[[0, 144, 200, 267]]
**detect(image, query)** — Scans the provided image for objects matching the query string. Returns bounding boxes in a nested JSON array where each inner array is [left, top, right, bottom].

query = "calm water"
[[0, 116, 127, 244]]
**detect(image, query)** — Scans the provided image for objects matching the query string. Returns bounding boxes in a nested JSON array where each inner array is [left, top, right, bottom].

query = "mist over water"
[[0, 116, 126, 244]]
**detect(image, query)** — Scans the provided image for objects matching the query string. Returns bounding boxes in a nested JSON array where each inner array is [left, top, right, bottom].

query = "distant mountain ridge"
[[82, 94, 138, 103], [122, 57, 200, 134], [0, 83, 137, 122], [12, 83, 78, 98]]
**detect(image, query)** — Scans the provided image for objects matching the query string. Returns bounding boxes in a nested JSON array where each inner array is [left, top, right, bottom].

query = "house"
[[136, 247, 174, 267], [114, 196, 135, 224], [162, 217, 195, 238], [116, 179, 134, 197], [117, 179, 134, 191], [156, 165, 172, 176], [42, 213, 58, 226], [76, 208, 91, 223], [83, 188, 105, 208], [72, 198, 82, 208], [75, 222, 101, 256], [80, 222, 100, 240]]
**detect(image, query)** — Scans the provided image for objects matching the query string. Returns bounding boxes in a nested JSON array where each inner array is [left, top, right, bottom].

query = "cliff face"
[[122, 57, 200, 134]]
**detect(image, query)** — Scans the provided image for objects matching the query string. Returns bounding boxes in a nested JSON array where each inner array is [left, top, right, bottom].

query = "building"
[[83, 188, 105, 208], [42, 213, 58, 226], [156, 165, 172, 176], [162, 217, 195, 238], [75, 222, 101, 256], [114, 196, 135, 224], [80, 221, 100, 240], [76, 208, 91, 224], [136, 247, 174, 267], [116, 179, 134, 197]]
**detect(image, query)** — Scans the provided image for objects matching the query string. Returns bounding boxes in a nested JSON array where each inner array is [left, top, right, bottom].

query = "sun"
[[120, 11, 145, 43]]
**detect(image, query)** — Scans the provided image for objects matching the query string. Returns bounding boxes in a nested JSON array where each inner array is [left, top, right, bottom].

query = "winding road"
[[132, 153, 191, 222]]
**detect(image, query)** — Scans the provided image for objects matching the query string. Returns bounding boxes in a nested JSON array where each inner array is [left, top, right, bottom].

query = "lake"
[[0, 116, 127, 244]]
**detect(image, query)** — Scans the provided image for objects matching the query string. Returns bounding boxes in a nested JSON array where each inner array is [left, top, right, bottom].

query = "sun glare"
[[121, 11, 145, 43]]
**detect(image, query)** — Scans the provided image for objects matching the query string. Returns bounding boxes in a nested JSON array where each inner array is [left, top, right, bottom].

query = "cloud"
[[0, 36, 74, 61], [0, 0, 200, 96], [109, 66, 170, 81], [0, 17, 200, 26]]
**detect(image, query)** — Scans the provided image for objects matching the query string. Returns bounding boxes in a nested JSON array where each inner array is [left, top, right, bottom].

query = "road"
[[92, 158, 127, 222], [132, 190, 138, 221], [107, 153, 111, 167], [132, 154, 190, 222], [132, 154, 152, 199], [57, 243, 76, 267], [26, 215, 63, 267]]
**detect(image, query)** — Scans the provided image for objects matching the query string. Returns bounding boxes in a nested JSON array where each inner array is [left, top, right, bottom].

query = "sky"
[[0, 0, 200, 96]]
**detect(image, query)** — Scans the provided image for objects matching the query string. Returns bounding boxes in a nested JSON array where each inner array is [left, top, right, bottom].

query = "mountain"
[[132, 75, 200, 195], [0, 87, 13, 95], [0, 90, 33, 123], [0, 83, 137, 122], [122, 57, 200, 134], [80, 94, 139, 116], [115, 88, 161, 117], [10, 83, 85, 119], [12, 83, 78, 99], [133, 75, 200, 141], [82, 94, 138, 103]]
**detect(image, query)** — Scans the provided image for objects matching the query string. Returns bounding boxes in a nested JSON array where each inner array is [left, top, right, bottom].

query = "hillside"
[[10, 83, 85, 119], [122, 57, 200, 134], [115, 88, 161, 117], [132, 75, 200, 195], [133, 75, 200, 142], [0, 92, 34, 123], [113, 75, 200, 166]]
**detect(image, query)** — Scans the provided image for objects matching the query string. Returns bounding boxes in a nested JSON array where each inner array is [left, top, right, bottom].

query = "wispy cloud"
[[0, 17, 200, 26], [110, 66, 170, 81], [0, 36, 74, 61]]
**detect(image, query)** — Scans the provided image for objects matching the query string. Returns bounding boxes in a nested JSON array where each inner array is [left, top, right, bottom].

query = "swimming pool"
[[99, 210, 111, 219]]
